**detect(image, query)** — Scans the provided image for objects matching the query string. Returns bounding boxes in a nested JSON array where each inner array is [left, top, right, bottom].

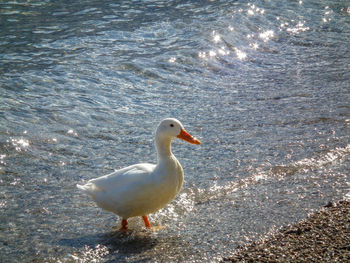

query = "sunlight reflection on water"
[[1, 0, 349, 262]]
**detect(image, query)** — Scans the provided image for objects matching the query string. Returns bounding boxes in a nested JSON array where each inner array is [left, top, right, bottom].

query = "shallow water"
[[1, 0, 349, 262]]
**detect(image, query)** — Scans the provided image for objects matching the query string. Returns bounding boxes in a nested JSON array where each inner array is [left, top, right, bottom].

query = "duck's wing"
[[77, 163, 156, 195]]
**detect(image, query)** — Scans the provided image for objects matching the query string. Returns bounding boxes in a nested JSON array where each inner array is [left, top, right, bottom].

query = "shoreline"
[[223, 200, 350, 262]]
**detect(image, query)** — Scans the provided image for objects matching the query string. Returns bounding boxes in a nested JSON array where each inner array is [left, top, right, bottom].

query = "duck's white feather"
[[77, 118, 199, 220]]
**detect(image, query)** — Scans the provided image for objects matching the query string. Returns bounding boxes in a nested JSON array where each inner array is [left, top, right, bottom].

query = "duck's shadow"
[[59, 229, 159, 257]]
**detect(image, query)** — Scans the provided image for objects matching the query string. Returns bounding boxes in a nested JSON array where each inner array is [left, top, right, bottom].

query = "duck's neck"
[[155, 135, 173, 162]]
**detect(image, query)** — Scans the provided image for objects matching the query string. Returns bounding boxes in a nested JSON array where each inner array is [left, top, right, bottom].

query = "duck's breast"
[[147, 156, 184, 210]]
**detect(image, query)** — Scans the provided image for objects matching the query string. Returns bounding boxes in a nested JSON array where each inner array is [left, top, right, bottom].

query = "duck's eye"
[[170, 124, 174, 127]]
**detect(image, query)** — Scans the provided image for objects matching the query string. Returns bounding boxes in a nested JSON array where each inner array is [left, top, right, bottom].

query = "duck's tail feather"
[[77, 183, 94, 195], [77, 182, 102, 196], [77, 183, 88, 192]]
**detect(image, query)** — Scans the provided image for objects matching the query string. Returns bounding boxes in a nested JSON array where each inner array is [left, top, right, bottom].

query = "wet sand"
[[224, 200, 350, 262]]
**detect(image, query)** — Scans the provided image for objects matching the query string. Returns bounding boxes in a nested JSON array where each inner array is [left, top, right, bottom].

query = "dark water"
[[1, 0, 349, 262]]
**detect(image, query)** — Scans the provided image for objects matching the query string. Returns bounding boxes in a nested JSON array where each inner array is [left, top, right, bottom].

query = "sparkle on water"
[[1, 0, 349, 262]]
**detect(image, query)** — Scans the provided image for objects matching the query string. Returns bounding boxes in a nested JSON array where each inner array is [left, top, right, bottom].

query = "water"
[[1, 0, 349, 262]]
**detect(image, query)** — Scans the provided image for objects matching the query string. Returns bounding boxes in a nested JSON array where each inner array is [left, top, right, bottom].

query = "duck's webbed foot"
[[120, 218, 128, 231]]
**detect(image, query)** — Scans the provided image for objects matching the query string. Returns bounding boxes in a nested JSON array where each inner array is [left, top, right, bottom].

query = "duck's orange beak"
[[177, 129, 201, 145]]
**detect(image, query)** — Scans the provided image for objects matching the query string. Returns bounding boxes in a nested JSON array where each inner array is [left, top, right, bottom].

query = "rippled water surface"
[[1, 0, 350, 262]]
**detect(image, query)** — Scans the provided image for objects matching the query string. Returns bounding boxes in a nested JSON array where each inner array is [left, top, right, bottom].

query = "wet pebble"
[[223, 200, 350, 262]]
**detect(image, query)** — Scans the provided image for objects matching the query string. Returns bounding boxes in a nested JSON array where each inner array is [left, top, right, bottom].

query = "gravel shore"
[[224, 200, 350, 262]]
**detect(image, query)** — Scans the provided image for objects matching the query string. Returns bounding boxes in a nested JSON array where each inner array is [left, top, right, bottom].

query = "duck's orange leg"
[[142, 215, 151, 228], [120, 218, 128, 231]]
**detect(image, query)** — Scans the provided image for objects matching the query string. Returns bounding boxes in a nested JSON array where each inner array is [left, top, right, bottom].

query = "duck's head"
[[156, 118, 201, 145]]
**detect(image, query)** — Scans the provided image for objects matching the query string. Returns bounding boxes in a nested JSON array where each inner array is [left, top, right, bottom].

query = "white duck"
[[77, 118, 201, 230]]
